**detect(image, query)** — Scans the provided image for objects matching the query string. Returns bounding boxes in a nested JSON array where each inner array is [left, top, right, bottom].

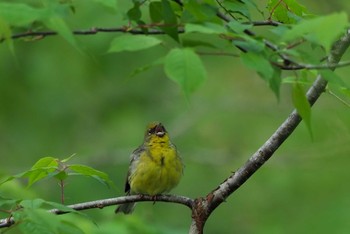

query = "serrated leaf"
[[68, 164, 116, 189], [161, 0, 179, 42], [282, 12, 348, 53], [164, 48, 207, 97], [0, 3, 44, 27], [108, 35, 162, 53], [150, 1, 163, 23], [292, 82, 312, 137], [185, 22, 227, 34]]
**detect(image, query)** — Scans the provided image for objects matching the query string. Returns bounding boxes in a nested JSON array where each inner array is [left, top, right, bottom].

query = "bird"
[[115, 122, 183, 214]]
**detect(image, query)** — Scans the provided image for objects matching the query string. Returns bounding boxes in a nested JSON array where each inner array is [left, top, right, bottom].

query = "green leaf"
[[0, 196, 20, 208], [282, 76, 313, 85], [20, 199, 45, 209], [0, 3, 44, 27], [15, 209, 84, 234], [44, 16, 78, 48], [0, 18, 14, 55], [28, 157, 59, 187], [164, 48, 207, 97], [0, 157, 59, 187], [223, 0, 251, 19], [241, 52, 281, 98], [182, 38, 217, 48], [14, 208, 61, 234], [281, 12, 348, 53], [292, 82, 312, 137], [127, 3, 141, 22], [267, 0, 308, 23], [54, 170, 68, 181], [68, 164, 116, 189], [227, 21, 253, 34], [92, 0, 118, 11], [108, 35, 162, 52], [269, 67, 281, 100], [20, 199, 86, 216], [185, 22, 227, 34], [241, 52, 274, 80], [161, 0, 179, 42], [61, 153, 76, 163], [182, 1, 219, 23], [233, 35, 265, 52], [129, 57, 164, 77], [149, 1, 163, 23], [319, 70, 349, 88]]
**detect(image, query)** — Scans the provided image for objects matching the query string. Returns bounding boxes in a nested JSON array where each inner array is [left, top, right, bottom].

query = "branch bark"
[[0, 194, 194, 228], [188, 30, 350, 234]]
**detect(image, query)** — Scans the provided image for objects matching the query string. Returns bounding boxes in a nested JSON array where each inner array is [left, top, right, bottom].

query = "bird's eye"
[[148, 127, 156, 135]]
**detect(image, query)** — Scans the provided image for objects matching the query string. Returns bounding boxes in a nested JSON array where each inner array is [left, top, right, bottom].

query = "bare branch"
[[0, 194, 194, 228], [0, 27, 185, 43], [249, 20, 281, 26]]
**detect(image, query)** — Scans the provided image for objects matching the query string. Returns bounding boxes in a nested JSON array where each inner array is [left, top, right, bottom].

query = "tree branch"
[[0, 194, 194, 228], [0, 27, 186, 43], [273, 60, 350, 70], [189, 30, 350, 234]]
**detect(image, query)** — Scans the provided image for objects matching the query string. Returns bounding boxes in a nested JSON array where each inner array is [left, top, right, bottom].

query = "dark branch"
[[273, 60, 350, 70], [0, 27, 185, 43], [0, 194, 194, 228]]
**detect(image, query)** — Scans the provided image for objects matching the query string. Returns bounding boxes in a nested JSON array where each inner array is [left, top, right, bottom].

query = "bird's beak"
[[155, 123, 166, 137], [156, 131, 165, 137]]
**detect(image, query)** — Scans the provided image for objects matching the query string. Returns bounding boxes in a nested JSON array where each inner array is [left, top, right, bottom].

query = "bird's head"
[[144, 122, 169, 144]]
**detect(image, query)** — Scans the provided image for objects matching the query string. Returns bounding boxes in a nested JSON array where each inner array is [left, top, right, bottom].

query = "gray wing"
[[124, 145, 145, 193]]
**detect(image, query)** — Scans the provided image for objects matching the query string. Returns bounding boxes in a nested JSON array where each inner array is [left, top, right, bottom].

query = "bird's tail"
[[115, 202, 136, 214]]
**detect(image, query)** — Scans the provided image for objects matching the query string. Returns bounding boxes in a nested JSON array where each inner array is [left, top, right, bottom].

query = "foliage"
[[0, 0, 350, 233]]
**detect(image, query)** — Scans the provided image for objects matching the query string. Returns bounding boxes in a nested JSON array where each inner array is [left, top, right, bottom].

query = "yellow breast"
[[129, 141, 183, 196]]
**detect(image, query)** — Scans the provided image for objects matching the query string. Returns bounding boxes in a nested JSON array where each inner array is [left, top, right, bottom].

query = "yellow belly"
[[129, 146, 183, 196]]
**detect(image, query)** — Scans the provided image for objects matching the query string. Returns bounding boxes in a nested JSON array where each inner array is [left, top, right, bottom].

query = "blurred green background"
[[1, 1, 350, 233]]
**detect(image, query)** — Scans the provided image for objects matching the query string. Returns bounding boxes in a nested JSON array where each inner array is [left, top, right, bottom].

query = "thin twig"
[[268, 0, 284, 20]]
